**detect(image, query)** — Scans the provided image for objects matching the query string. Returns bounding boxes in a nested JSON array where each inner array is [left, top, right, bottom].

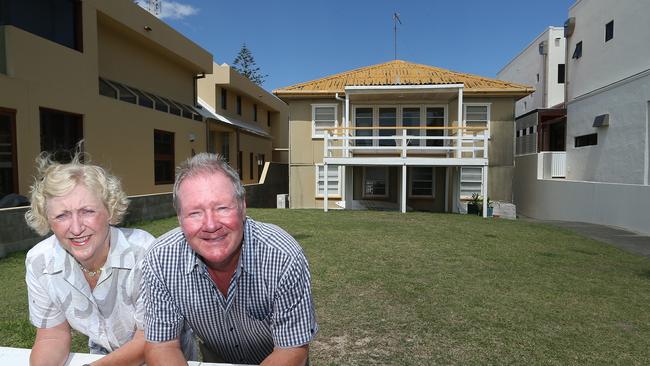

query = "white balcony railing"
[[538, 151, 566, 179], [323, 126, 488, 160]]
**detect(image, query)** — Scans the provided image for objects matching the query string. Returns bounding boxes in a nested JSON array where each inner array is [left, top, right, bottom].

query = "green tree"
[[232, 43, 267, 86]]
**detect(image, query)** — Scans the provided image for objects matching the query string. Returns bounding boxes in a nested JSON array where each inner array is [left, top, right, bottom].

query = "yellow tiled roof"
[[273, 60, 533, 97]]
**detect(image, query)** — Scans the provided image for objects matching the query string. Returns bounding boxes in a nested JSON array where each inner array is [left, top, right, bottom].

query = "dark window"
[[40, 107, 83, 163], [558, 64, 565, 84], [536, 73, 540, 82], [154, 129, 174, 184], [253, 104, 258, 122], [605, 20, 614, 42], [0, 0, 83, 51], [147, 93, 169, 113], [426, 107, 445, 147], [575, 133, 597, 147], [516, 130, 521, 138], [98, 78, 117, 99], [220, 88, 227, 110], [113, 82, 136, 104], [249, 152, 254, 180], [236, 96, 242, 115], [572, 41, 582, 59], [258, 154, 265, 179], [529, 126, 534, 134], [132, 88, 153, 109], [161, 97, 181, 116], [0, 108, 18, 198], [267, 111, 271, 127], [221, 132, 230, 162]]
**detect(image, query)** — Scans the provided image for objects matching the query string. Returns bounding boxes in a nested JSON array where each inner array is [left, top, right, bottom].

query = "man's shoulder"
[[146, 227, 188, 257], [248, 218, 305, 259], [115, 227, 155, 250]]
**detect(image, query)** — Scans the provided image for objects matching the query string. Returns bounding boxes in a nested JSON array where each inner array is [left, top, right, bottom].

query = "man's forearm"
[[144, 339, 187, 366], [260, 345, 309, 366]]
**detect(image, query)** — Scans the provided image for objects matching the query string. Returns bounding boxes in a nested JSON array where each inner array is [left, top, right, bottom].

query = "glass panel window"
[[236, 95, 242, 115], [312, 105, 337, 138], [132, 88, 153, 109], [154, 129, 174, 184], [426, 107, 445, 147], [354, 107, 373, 146], [402, 107, 421, 146], [409, 167, 434, 197], [0, 109, 18, 199], [605, 20, 614, 42], [98, 78, 117, 99], [464, 104, 489, 136], [220, 88, 227, 110], [460, 167, 483, 199], [253, 104, 258, 122], [378, 108, 396, 146], [315, 164, 340, 196], [40, 108, 83, 163], [161, 97, 181, 116], [147, 93, 169, 113], [363, 167, 388, 198]]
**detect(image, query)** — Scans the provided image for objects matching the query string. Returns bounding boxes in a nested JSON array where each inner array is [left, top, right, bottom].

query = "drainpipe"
[[193, 73, 206, 107]]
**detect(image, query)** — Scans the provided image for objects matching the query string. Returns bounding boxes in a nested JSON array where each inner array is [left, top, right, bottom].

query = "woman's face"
[[46, 183, 111, 267]]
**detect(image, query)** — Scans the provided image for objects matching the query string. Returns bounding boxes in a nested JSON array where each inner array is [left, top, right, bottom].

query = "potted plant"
[[467, 193, 481, 215]]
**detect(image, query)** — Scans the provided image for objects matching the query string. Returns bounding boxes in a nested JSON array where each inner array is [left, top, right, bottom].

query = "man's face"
[[177, 171, 246, 270]]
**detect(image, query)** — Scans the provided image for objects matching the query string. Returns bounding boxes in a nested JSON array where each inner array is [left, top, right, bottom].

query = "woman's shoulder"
[[25, 234, 57, 262], [114, 227, 155, 249]]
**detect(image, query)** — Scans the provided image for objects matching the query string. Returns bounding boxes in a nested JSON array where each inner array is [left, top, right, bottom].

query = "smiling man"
[[142, 153, 318, 366]]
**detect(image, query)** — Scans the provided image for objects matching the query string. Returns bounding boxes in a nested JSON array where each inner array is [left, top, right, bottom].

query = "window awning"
[[197, 98, 271, 138]]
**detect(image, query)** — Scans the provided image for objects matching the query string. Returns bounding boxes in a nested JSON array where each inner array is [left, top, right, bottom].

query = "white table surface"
[[0, 346, 248, 365]]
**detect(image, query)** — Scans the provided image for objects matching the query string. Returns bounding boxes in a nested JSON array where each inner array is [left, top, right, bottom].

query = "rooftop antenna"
[[148, 0, 161, 16], [393, 12, 402, 60]]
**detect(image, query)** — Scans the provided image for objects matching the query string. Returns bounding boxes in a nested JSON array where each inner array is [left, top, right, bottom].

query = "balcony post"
[[401, 164, 407, 213], [402, 129, 407, 157], [482, 164, 488, 218], [457, 87, 463, 158], [324, 163, 328, 213], [345, 94, 350, 157]]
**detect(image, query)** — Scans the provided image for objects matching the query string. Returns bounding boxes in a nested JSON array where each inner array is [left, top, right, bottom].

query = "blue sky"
[[141, 0, 575, 92]]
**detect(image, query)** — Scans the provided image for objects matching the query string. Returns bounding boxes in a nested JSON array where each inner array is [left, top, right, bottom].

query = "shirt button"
[[235, 345, 239, 348], [230, 327, 234, 331]]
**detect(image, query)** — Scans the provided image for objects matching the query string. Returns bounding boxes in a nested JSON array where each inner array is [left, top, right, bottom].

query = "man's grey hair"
[[173, 153, 245, 213]]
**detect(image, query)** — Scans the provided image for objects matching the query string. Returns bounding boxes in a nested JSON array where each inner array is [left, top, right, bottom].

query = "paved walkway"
[[530, 219, 650, 258]]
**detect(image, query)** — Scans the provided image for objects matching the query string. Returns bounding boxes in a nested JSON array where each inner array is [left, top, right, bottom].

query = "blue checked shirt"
[[143, 217, 318, 364]]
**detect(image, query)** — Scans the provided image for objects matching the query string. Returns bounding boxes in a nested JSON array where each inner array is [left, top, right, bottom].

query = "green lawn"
[[2, 209, 650, 365]]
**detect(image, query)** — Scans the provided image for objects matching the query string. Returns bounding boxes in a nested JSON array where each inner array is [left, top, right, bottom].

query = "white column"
[[444, 167, 449, 212], [401, 165, 407, 213], [345, 94, 350, 157], [482, 165, 488, 218], [324, 163, 328, 212], [457, 87, 463, 158]]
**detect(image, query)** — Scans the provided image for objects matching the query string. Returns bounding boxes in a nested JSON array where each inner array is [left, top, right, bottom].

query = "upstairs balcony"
[[323, 126, 488, 167]]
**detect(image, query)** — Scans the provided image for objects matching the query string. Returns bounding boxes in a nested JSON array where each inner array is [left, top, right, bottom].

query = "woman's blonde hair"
[[25, 151, 129, 235]]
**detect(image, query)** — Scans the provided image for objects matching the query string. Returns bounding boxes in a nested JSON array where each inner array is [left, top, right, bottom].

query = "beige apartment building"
[[0, 0, 291, 204], [274, 60, 532, 213], [197, 63, 289, 185], [0, 0, 213, 199]]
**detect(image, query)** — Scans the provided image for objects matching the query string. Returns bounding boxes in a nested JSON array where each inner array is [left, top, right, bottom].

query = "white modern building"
[[498, 27, 566, 157], [498, 26, 566, 117], [512, 0, 650, 235]]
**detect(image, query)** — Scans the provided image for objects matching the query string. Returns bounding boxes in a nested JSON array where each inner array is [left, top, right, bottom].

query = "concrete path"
[[533, 220, 650, 258]]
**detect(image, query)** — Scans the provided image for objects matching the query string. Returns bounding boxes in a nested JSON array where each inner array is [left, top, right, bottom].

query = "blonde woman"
[[24, 153, 195, 366]]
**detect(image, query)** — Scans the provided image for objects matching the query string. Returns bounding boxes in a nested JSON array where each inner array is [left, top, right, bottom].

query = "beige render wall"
[[97, 17, 196, 105], [238, 132, 272, 185]]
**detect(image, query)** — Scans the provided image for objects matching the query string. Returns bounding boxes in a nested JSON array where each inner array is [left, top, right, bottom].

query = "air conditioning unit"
[[538, 41, 548, 55], [276, 194, 289, 209]]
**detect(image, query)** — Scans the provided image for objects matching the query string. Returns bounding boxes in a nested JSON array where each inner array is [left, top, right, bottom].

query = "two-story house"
[[274, 60, 532, 215]]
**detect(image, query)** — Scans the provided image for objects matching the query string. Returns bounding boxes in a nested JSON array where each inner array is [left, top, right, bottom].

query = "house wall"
[[567, 0, 650, 100], [514, 154, 650, 236], [0, 0, 212, 198], [565, 72, 650, 184], [498, 27, 565, 117]]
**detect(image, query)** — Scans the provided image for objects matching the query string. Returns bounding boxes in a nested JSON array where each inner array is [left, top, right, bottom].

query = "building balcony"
[[323, 126, 488, 166]]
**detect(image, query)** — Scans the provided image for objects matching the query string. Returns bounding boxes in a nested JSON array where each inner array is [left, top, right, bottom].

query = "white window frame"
[[353, 105, 448, 147], [463, 103, 491, 138], [311, 104, 338, 139], [315, 164, 341, 197], [362, 166, 389, 198], [459, 166, 483, 199], [408, 167, 435, 198]]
